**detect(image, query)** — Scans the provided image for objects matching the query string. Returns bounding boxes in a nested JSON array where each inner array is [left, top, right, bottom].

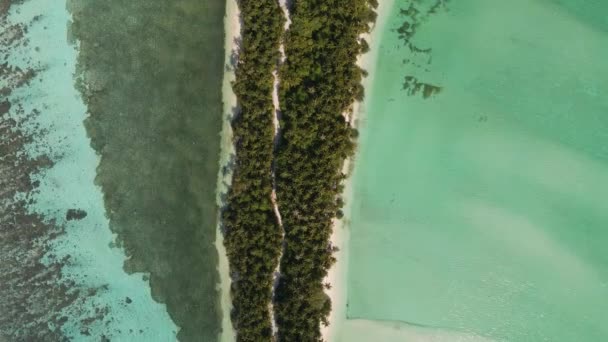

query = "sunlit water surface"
[[343, 0, 608, 341]]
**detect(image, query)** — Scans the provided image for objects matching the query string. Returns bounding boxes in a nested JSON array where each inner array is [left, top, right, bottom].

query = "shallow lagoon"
[[2, 1, 178, 340], [1, 0, 225, 340], [344, 0, 608, 341]]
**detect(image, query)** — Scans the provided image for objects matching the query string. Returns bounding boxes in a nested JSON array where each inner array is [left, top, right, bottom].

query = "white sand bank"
[[215, 0, 240, 340], [341, 320, 494, 342]]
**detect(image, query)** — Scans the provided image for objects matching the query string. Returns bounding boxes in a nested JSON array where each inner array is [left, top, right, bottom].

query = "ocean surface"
[[343, 0, 608, 341], [1, 0, 225, 340]]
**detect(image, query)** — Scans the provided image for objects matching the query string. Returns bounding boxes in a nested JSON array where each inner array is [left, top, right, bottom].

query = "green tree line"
[[274, 0, 378, 341], [222, 1, 284, 341], [224, 0, 376, 340]]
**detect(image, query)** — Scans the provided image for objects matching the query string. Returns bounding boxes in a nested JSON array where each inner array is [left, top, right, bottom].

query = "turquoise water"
[[344, 0, 608, 341], [1, 0, 225, 340], [2, 1, 177, 340]]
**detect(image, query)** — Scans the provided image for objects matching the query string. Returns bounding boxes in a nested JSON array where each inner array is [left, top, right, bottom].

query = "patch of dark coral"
[[397, 0, 450, 44], [397, 0, 449, 99], [0, 63, 37, 96], [0, 100, 75, 342], [66, 208, 87, 221], [403, 75, 442, 99]]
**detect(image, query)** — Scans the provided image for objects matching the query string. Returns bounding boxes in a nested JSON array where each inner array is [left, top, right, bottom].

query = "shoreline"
[[321, 1, 395, 341], [215, 0, 240, 340]]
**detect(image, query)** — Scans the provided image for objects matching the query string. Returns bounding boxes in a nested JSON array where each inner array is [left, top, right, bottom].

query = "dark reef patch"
[[67, 0, 227, 340], [403, 75, 442, 99], [397, 0, 449, 99], [65, 208, 87, 221], [0, 102, 74, 342]]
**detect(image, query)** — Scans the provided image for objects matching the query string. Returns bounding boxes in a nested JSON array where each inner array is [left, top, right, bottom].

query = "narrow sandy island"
[[215, 0, 240, 341], [217, 1, 392, 341], [217, 0, 290, 339], [321, 1, 395, 341]]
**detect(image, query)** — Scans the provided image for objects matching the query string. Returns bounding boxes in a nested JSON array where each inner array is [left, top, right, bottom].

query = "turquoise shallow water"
[[1, 0, 225, 340], [344, 0, 608, 341], [2, 1, 177, 340]]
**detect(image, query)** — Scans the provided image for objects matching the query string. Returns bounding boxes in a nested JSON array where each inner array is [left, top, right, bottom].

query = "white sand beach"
[[216, 0, 240, 341], [321, 1, 395, 341]]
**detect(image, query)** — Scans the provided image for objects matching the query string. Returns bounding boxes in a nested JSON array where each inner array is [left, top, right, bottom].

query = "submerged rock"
[[66, 208, 87, 221]]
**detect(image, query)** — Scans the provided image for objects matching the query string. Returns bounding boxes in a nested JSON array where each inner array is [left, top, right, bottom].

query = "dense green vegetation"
[[224, 0, 376, 340], [222, 1, 284, 341], [274, 0, 377, 341]]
